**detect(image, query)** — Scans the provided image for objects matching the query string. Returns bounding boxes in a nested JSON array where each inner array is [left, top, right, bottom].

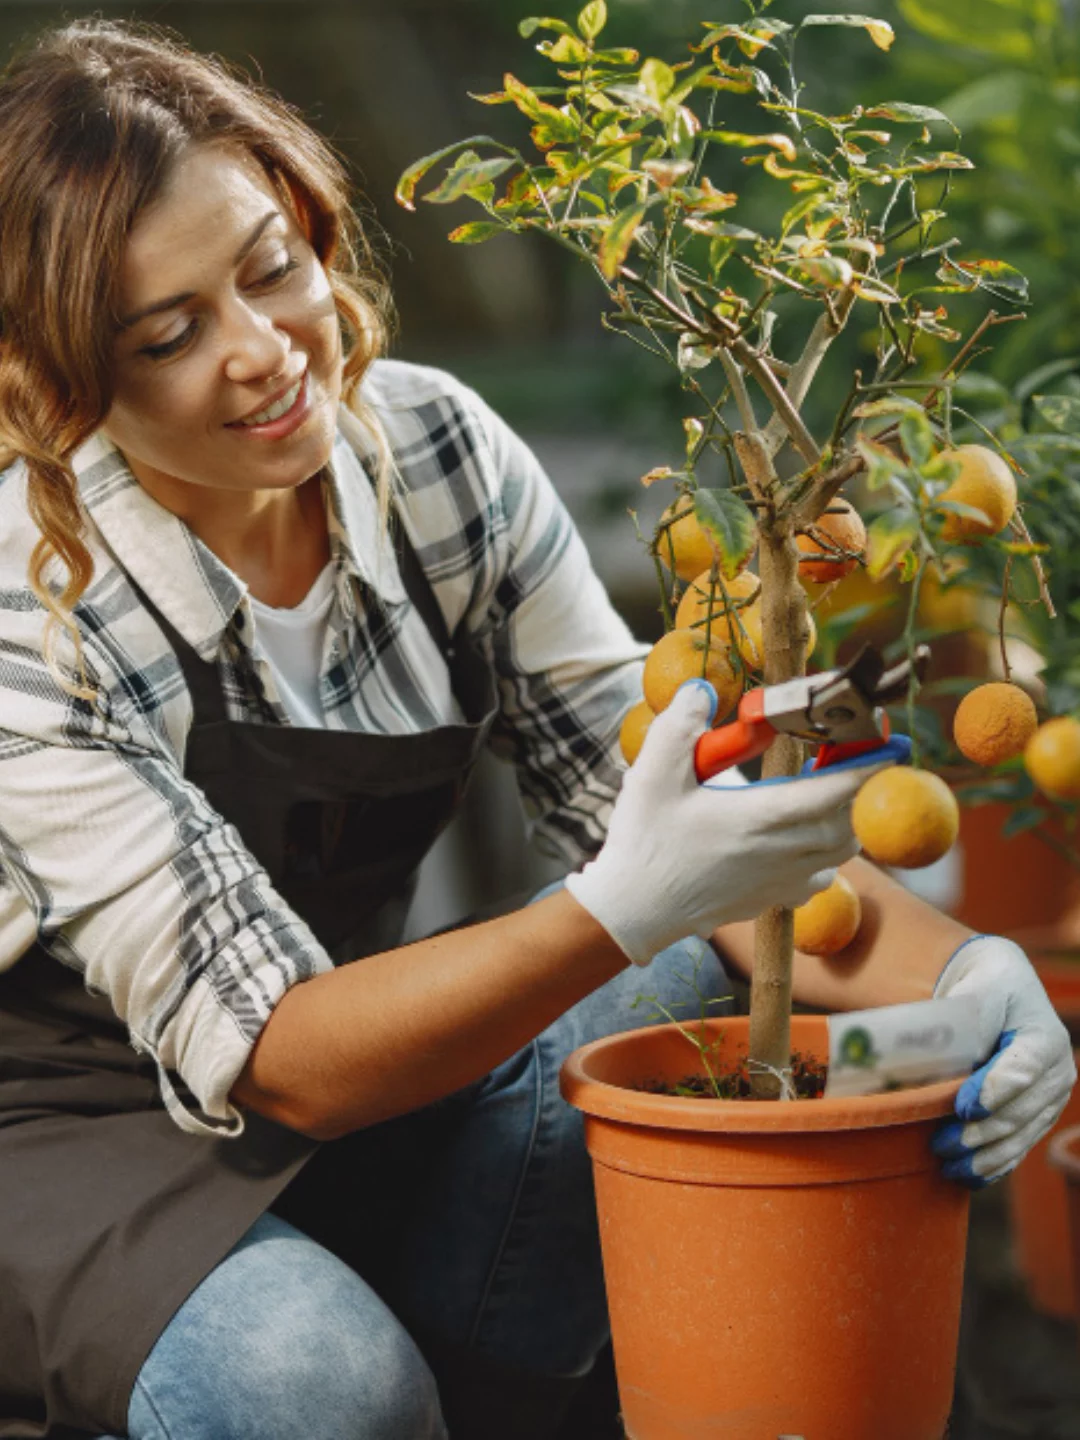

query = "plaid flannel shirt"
[[0, 359, 646, 1135]]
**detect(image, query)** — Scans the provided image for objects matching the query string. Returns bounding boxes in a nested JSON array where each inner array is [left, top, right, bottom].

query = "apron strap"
[[122, 472, 456, 727]]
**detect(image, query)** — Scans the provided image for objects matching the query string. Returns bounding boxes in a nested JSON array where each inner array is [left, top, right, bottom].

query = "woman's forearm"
[[230, 890, 627, 1140], [710, 855, 974, 1013]]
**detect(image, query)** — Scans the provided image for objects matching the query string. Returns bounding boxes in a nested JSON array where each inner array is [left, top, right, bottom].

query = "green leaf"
[[593, 48, 641, 65], [1002, 805, 1049, 838], [799, 15, 895, 50], [422, 155, 515, 205], [864, 102, 959, 138], [503, 74, 579, 141], [1009, 433, 1080, 458], [1015, 358, 1080, 402], [867, 510, 920, 579], [540, 34, 592, 64], [640, 58, 676, 106], [396, 138, 504, 210], [448, 221, 506, 244], [519, 16, 575, 39], [693, 490, 757, 580], [944, 258, 1029, 303], [936, 499, 994, 528], [1033, 394, 1080, 436], [900, 410, 934, 467], [577, 1, 607, 41], [598, 199, 650, 280], [853, 396, 925, 419], [782, 191, 829, 236]]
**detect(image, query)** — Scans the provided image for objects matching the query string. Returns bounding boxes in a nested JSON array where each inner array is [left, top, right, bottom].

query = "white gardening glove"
[[565, 679, 895, 966], [931, 935, 1077, 1186]]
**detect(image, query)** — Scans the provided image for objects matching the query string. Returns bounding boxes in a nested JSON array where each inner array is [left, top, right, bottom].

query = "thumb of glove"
[[633, 680, 718, 789]]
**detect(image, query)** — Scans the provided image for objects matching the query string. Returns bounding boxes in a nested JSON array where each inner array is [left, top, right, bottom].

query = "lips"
[[229, 370, 307, 428]]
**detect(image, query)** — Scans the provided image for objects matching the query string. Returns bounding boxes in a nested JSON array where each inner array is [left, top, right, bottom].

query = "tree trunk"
[[748, 517, 811, 1098]]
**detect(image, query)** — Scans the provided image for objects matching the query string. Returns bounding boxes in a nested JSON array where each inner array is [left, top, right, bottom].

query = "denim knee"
[[126, 1213, 446, 1440]]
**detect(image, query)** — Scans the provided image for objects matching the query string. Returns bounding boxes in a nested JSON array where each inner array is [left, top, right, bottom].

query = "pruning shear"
[[694, 643, 931, 783]]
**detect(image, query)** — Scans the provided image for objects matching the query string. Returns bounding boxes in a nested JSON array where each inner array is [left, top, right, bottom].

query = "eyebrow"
[[117, 210, 282, 329]]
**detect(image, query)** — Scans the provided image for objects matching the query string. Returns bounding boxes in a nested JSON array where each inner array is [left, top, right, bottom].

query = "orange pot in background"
[[561, 1016, 969, 1440], [952, 802, 1080, 944], [1006, 959, 1080, 1318], [1048, 1126, 1080, 1341]]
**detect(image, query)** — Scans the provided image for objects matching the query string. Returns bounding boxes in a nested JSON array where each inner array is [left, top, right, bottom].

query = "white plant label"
[[824, 996, 983, 1098]]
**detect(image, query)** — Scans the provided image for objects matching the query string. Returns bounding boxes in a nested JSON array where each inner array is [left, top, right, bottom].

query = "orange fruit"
[[676, 567, 815, 670], [642, 628, 742, 718], [658, 498, 752, 583], [674, 569, 759, 633], [1024, 716, 1080, 801], [796, 499, 867, 584], [852, 767, 960, 868], [953, 682, 1038, 767], [793, 873, 862, 956], [935, 444, 1017, 544], [619, 700, 655, 766]]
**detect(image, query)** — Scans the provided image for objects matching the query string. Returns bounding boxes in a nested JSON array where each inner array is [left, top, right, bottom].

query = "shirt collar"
[[72, 408, 405, 662]]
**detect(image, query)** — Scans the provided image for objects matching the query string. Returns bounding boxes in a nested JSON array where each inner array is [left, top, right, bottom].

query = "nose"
[[221, 296, 290, 385]]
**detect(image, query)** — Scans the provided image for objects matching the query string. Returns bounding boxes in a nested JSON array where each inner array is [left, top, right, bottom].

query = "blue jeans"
[[98, 922, 731, 1440]]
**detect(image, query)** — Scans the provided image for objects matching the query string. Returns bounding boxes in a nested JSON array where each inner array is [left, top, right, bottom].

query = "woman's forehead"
[[121, 145, 286, 296]]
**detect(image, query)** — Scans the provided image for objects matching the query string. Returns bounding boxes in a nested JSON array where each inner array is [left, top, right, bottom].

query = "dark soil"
[[637, 1049, 827, 1100]]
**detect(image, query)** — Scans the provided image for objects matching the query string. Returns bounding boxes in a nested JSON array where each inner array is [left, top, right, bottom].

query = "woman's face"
[[105, 143, 343, 500]]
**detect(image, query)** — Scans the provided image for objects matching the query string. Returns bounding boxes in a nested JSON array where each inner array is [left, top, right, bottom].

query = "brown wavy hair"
[[0, 19, 394, 695]]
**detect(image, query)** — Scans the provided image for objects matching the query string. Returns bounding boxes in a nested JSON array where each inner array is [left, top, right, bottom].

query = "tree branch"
[[762, 285, 859, 459], [791, 452, 866, 530], [719, 351, 758, 434], [731, 337, 822, 467]]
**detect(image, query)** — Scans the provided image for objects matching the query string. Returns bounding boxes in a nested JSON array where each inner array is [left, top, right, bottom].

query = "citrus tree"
[[396, 0, 1055, 1097]]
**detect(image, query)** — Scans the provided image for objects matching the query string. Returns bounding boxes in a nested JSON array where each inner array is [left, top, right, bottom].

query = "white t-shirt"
[[248, 562, 335, 727]]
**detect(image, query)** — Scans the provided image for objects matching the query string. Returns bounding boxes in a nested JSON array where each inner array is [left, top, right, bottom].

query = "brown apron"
[[0, 512, 498, 1439]]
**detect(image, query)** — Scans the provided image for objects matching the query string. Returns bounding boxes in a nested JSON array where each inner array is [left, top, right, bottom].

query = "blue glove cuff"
[[798, 733, 913, 777]]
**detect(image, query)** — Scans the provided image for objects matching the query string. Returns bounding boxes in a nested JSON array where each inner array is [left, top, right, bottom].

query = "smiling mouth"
[[233, 373, 307, 427]]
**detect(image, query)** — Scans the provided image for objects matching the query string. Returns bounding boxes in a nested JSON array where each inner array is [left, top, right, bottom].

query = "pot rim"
[[561, 1015, 962, 1134], [1048, 1122, 1080, 1181]]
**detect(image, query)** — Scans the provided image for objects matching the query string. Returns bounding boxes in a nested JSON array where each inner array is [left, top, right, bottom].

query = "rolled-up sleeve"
[[0, 655, 332, 1137]]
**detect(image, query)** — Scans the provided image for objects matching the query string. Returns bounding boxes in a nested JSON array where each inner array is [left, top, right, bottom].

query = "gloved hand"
[[565, 680, 897, 965], [931, 935, 1077, 1186]]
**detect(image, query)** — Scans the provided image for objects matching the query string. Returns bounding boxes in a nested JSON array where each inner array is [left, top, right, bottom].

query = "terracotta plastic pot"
[[561, 1015, 968, 1440], [1048, 1124, 1080, 1339], [1006, 958, 1080, 1318], [952, 802, 1080, 944]]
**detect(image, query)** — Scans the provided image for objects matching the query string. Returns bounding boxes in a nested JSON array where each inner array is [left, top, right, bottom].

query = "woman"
[[0, 19, 1071, 1440]]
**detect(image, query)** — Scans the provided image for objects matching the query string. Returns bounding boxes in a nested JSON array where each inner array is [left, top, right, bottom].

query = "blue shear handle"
[[799, 733, 913, 777]]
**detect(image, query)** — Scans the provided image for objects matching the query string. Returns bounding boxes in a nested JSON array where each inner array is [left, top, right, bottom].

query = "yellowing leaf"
[[800, 15, 895, 51], [703, 130, 797, 162], [599, 199, 649, 280], [867, 21, 895, 49], [641, 465, 676, 487]]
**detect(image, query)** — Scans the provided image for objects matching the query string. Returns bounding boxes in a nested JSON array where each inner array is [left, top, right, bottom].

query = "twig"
[[1009, 511, 1057, 620], [920, 310, 1025, 413], [998, 556, 1013, 683]]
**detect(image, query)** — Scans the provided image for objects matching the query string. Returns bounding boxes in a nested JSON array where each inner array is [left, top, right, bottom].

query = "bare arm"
[[710, 855, 974, 1012], [230, 889, 626, 1140]]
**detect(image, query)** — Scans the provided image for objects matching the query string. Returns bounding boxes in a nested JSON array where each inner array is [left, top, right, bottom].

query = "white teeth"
[[241, 376, 303, 426]]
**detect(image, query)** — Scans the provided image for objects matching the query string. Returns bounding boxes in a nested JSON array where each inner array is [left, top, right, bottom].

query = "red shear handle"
[[812, 712, 892, 770], [694, 689, 775, 782]]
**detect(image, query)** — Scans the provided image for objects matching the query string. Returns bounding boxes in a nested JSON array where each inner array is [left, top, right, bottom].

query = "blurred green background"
[[1, 0, 1076, 611]]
